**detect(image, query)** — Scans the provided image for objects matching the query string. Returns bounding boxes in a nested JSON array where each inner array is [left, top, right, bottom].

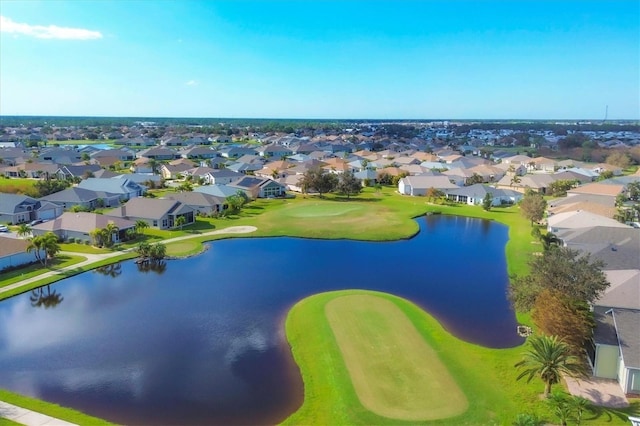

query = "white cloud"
[[186, 80, 198, 86], [0, 16, 102, 40]]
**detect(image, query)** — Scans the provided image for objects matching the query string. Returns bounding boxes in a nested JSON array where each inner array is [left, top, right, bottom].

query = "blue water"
[[0, 215, 523, 425]]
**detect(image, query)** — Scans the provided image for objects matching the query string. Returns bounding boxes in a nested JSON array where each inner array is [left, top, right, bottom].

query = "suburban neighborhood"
[[0, 119, 639, 424]]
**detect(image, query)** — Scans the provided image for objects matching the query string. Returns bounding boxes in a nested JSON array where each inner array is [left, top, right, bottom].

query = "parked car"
[[29, 219, 43, 226], [0, 225, 8, 232]]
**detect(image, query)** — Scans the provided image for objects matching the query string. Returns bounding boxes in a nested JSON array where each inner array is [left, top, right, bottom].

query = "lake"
[[0, 215, 523, 425]]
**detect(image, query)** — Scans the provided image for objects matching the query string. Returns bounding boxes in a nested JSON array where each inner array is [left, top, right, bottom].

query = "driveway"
[[564, 376, 629, 408]]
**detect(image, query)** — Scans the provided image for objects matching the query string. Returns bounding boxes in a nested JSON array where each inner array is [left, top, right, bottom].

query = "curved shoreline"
[[0, 226, 257, 301]]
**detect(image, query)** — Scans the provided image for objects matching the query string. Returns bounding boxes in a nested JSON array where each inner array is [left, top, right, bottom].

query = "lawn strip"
[[0, 389, 114, 425]]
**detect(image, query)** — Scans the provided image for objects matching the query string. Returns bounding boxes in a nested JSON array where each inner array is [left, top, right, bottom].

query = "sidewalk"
[[0, 401, 77, 426], [0, 225, 257, 297]]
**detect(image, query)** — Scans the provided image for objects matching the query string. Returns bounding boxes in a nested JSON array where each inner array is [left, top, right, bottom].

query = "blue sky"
[[1, 0, 638, 119]]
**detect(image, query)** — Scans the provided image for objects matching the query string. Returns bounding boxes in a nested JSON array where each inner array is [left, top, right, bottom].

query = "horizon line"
[[1, 115, 639, 123]]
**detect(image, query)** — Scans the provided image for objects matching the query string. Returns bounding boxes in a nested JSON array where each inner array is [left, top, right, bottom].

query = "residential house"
[[495, 173, 556, 194], [228, 176, 286, 198], [548, 194, 617, 219], [130, 157, 154, 174], [255, 160, 295, 179], [160, 137, 186, 147], [137, 147, 179, 161], [90, 149, 135, 161], [193, 184, 238, 199], [0, 236, 39, 271], [278, 174, 306, 193], [120, 137, 157, 147], [590, 307, 640, 395], [548, 211, 631, 234], [557, 226, 640, 271], [445, 184, 522, 206], [163, 192, 227, 216], [257, 144, 294, 160], [567, 182, 625, 198], [530, 156, 557, 172], [159, 163, 194, 180], [37, 148, 82, 164], [553, 170, 594, 185], [218, 146, 257, 159], [0, 194, 62, 224], [78, 177, 145, 201], [31, 212, 136, 244], [398, 175, 459, 196], [55, 164, 103, 181], [40, 187, 121, 210], [179, 146, 218, 159], [106, 198, 195, 230], [204, 169, 244, 185], [12, 163, 60, 179], [501, 154, 533, 167]]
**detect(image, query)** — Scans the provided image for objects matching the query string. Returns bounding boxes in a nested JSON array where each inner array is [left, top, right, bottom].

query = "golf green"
[[324, 294, 468, 421]]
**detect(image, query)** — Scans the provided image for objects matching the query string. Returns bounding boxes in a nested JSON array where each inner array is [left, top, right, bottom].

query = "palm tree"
[[135, 219, 149, 236], [149, 243, 166, 260], [515, 335, 584, 397], [17, 223, 31, 238], [540, 232, 561, 252], [104, 221, 120, 247], [41, 232, 60, 266], [26, 236, 46, 266]]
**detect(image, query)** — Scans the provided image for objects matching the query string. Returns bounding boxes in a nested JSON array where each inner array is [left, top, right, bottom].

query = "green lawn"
[[0, 178, 37, 196], [285, 290, 639, 425], [0, 389, 114, 425], [165, 240, 203, 257], [0, 255, 86, 289]]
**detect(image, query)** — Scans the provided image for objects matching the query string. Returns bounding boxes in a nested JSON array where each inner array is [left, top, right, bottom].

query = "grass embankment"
[[0, 253, 136, 301], [0, 255, 86, 288], [285, 290, 639, 425], [0, 389, 114, 425]]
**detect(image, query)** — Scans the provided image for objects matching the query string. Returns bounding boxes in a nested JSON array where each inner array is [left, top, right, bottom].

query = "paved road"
[[0, 226, 257, 297]]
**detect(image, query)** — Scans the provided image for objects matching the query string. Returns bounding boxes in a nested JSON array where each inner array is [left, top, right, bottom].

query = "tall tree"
[[509, 247, 609, 311], [336, 171, 362, 199], [482, 192, 493, 211], [300, 168, 338, 197], [515, 335, 584, 397], [532, 289, 594, 355], [520, 190, 546, 226]]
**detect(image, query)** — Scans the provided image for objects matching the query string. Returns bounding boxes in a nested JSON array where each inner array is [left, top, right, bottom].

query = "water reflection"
[[29, 285, 64, 309], [136, 260, 167, 274], [94, 262, 122, 278], [0, 216, 522, 425]]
